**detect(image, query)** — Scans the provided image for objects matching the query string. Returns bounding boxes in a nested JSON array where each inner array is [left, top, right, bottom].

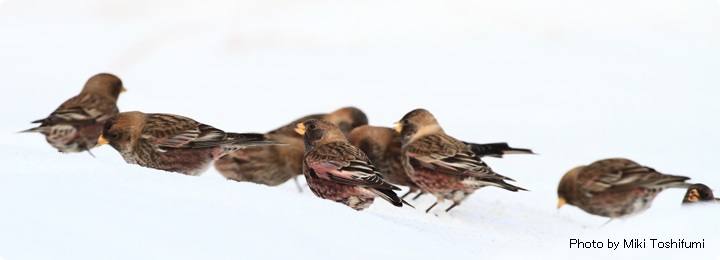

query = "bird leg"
[[412, 192, 425, 200], [400, 190, 413, 199], [425, 202, 438, 213], [85, 148, 96, 158], [601, 219, 613, 227], [293, 176, 302, 193], [445, 202, 459, 212]]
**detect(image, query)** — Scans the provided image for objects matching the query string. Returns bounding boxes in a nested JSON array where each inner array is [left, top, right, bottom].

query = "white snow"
[[1, 0, 719, 259]]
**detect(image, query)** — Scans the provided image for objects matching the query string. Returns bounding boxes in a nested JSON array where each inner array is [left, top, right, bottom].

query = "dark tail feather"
[[463, 142, 535, 158], [19, 126, 43, 133], [472, 177, 529, 192], [222, 133, 287, 147], [657, 175, 691, 189], [371, 188, 404, 207], [31, 118, 46, 124], [499, 181, 529, 192], [19, 118, 52, 133], [187, 133, 286, 149]]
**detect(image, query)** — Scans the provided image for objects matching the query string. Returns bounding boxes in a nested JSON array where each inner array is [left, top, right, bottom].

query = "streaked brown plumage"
[[214, 133, 305, 187], [21, 73, 125, 154], [557, 158, 691, 218], [396, 109, 526, 213], [349, 125, 534, 199], [297, 119, 408, 211], [213, 107, 368, 188], [348, 125, 420, 197], [97, 111, 284, 176], [681, 183, 718, 205]]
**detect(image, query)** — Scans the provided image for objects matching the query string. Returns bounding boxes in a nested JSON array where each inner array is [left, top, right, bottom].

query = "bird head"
[[295, 119, 347, 151], [395, 108, 443, 144]]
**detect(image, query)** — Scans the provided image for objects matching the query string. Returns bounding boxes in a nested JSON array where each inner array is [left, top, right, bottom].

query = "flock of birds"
[[21, 73, 718, 221]]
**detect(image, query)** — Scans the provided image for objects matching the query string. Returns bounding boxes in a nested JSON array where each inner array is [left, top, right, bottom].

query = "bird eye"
[[109, 133, 120, 139], [308, 124, 317, 130], [402, 119, 410, 125]]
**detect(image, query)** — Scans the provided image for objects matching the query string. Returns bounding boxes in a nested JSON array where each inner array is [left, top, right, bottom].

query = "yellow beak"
[[394, 122, 402, 133], [294, 123, 306, 135], [557, 197, 566, 209], [97, 135, 109, 146], [688, 189, 700, 202]]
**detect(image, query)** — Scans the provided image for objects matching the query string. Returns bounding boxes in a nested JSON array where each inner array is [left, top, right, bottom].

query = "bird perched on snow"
[[395, 108, 527, 213], [349, 125, 534, 199], [214, 107, 368, 189], [21, 73, 125, 154], [557, 158, 691, 218], [97, 111, 284, 176], [214, 133, 305, 188], [296, 119, 409, 211], [681, 183, 718, 205]]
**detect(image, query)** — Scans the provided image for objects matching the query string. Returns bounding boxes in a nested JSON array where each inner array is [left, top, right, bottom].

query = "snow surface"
[[1, 0, 719, 259]]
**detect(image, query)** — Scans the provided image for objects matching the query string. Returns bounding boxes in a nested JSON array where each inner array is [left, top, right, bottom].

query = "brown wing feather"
[[579, 158, 690, 194]]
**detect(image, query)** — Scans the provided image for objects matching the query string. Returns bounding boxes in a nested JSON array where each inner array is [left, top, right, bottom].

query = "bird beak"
[[294, 123, 306, 136], [688, 189, 700, 202], [120, 86, 127, 92], [394, 122, 402, 133], [97, 135, 109, 147], [557, 197, 566, 209]]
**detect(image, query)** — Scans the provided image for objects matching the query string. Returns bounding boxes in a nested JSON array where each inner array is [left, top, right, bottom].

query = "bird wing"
[[406, 135, 496, 178], [32, 93, 118, 127], [580, 159, 689, 193], [462, 141, 534, 158], [307, 142, 399, 190], [141, 114, 226, 149]]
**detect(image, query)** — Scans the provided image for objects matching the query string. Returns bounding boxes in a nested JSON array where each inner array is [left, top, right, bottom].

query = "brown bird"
[[214, 133, 305, 189], [97, 111, 284, 176], [21, 73, 125, 154], [396, 108, 527, 213], [681, 183, 718, 205], [349, 125, 534, 199], [557, 158, 691, 219], [296, 119, 409, 211], [214, 107, 368, 189]]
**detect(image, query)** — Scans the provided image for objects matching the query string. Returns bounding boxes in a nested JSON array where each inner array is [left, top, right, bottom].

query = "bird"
[[395, 108, 527, 213], [213, 107, 368, 189], [349, 125, 534, 199], [557, 158, 691, 219], [20, 73, 125, 154], [96, 111, 284, 176], [214, 133, 305, 189], [681, 183, 718, 205], [295, 119, 410, 211]]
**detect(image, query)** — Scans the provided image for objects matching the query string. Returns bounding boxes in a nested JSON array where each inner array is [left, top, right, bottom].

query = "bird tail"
[[223, 133, 287, 148], [370, 188, 412, 208], [466, 177, 529, 192], [656, 175, 692, 189], [463, 142, 535, 158], [19, 127, 43, 133], [18, 118, 52, 133]]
